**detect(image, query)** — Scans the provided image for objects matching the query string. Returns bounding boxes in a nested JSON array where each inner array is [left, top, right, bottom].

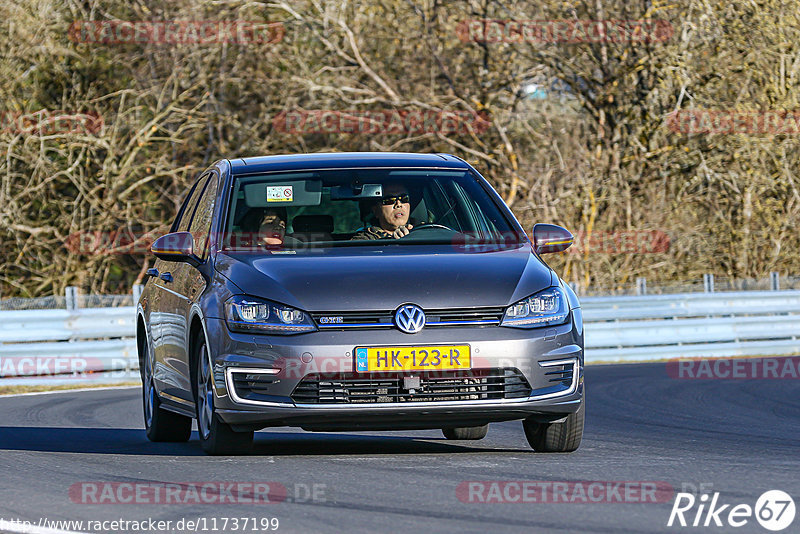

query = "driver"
[[352, 183, 415, 240]]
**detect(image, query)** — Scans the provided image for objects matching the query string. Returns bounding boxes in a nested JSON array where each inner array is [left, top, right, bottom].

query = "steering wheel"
[[409, 223, 455, 233]]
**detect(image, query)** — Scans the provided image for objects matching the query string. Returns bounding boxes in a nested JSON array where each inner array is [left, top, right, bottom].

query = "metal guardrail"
[[582, 290, 800, 362], [2, 290, 800, 383], [0, 308, 134, 343], [0, 307, 138, 381]]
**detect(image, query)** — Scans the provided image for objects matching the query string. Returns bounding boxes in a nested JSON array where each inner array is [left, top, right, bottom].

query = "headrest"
[[292, 214, 334, 234]]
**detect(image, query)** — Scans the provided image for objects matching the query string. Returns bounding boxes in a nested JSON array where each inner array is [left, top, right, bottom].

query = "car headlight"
[[501, 287, 569, 328], [225, 296, 316, 334]]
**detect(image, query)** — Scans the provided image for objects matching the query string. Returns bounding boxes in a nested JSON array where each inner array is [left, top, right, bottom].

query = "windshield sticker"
[[267, 185, 293, 202]]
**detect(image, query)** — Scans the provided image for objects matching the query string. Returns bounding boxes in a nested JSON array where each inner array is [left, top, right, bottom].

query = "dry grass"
[[1, 0, 798, 297]]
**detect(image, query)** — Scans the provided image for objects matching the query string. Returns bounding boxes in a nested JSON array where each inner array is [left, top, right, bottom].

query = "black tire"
[[523, 399, 584, 452], [194, 333, 253, 455], [142, 340, 191, 442], [442, 424, 489, 440]]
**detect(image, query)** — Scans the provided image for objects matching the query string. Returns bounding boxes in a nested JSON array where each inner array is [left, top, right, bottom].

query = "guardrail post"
[[636, 277, 647, 295], [132, 284, 143, 304], [770, 272, 780, 291], [703, 274, 715, 293], [65, 286, 79, 310]]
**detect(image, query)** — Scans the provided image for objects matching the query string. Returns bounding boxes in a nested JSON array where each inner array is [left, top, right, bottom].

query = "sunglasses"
[[380, 194, 410, 205]]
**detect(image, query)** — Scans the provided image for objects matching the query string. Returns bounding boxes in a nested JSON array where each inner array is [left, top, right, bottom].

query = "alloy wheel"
[[143, 343, 155, 428], [197, 343, 214, 440]]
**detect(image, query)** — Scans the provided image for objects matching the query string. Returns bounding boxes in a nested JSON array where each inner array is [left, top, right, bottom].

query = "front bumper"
[[204, 311, 584, 431]]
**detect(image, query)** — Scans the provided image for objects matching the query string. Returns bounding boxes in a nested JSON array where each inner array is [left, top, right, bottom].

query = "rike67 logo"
[[668, 490, 795, 531]]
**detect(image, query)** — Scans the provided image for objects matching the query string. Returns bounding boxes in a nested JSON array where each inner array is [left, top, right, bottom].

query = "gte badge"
[[355, 348, 368, 372]]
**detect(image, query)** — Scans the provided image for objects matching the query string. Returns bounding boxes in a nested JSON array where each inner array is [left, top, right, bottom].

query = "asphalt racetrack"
[[0, 362, 798, 533]]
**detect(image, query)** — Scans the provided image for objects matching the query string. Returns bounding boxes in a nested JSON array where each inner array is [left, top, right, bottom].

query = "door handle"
[[160, 272, 173, 283], [145, 268, 159, 278]]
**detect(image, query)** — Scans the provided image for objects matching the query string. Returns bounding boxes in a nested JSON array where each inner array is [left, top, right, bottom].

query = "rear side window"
[[176, 174, 210, 232], [188, 174, 219, 261]]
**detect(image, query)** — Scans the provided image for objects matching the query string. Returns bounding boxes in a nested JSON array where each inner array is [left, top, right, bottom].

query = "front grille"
[[291, 368, 531, 404], [311, 307, 505, 330]]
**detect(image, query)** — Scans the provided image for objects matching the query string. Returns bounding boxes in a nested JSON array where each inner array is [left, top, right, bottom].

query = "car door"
[[145, 256, 166, 382], [153, 173, 209, 401], [165, 171, 220, 402]]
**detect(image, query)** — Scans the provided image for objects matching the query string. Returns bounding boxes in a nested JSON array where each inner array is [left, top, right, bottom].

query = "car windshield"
[[221, 168, 522, 252]]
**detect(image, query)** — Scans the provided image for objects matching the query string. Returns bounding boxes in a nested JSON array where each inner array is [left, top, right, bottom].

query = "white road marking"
[[0, 385, 139, 399]]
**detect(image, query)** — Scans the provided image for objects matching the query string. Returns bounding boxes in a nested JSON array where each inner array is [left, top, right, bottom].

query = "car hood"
[[214, 244, 554, 312]]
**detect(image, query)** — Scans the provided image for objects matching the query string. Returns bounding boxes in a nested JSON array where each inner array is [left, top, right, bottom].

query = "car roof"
[[228, 152, 470, 175]]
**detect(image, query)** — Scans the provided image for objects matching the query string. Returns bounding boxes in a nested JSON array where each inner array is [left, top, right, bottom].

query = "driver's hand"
[[392, 224, 413, 238]]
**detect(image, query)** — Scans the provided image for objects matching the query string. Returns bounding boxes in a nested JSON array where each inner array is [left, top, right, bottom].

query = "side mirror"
[[150, 231, 199, 264], [532, 223, 574, 254]]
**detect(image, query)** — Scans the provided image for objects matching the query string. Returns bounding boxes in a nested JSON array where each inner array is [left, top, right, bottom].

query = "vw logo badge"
[[394, 304, 426, 334]]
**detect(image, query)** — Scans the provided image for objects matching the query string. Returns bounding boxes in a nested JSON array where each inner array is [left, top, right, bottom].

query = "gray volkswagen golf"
[[137, 152, 584, 455]]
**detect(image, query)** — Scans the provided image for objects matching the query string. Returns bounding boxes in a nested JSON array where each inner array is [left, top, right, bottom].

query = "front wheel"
[[523, 399, 584, 452], [442, 424, 489, 440], [142, 340, 191, 442], [194, 334, 253, 455]]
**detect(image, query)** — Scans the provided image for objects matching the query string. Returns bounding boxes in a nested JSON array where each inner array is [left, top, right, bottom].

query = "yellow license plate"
[[354, 345, 471, 372]]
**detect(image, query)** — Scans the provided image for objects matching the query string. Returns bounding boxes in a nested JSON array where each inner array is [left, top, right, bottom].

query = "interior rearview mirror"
[[330, 183, 383, 200]]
